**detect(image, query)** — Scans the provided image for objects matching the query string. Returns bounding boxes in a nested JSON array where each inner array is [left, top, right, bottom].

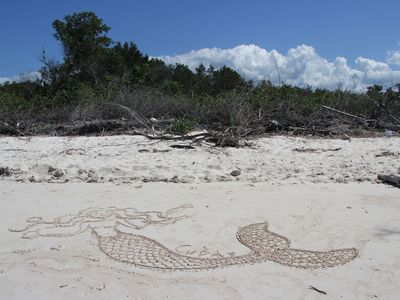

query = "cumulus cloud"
[[0, 72, 41, 85], [0, 77, 14, 84], [387, 50, 400, 66], [160, 44, 400, 91]]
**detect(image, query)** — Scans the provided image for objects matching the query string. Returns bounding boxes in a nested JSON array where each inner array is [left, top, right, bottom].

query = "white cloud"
[[160, 44, 400, 91], [0, 77, 14, 84], [0, 72, 40, 85], [387, 50, 400, 66]]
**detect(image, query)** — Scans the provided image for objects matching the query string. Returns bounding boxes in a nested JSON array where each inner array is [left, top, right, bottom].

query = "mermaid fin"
[[271, 247, 358, 268], [236, 222, 290, 253]]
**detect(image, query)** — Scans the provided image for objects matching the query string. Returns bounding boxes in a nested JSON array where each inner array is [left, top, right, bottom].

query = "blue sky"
[[1, 0, 400, 89]]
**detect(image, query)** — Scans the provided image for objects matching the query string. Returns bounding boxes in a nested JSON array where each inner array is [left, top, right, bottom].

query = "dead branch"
[[321, 105, 366, 121], [389, 114, 400, 125]]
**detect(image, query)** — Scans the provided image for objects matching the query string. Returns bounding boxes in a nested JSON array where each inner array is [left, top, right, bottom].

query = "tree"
[[171, 64, 195, 93], [52, 11, 112, 83], [210, 65, 248, 95], [192, 64, 211, 95], [105, 42, 147, 83], [143, 58, 172, 86]]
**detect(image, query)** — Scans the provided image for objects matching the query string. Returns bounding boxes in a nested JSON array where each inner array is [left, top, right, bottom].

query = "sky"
[[1, 0, 400, 90]]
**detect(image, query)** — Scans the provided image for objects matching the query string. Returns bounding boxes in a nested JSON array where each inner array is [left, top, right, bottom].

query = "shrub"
[[169, 117, 197, 135]]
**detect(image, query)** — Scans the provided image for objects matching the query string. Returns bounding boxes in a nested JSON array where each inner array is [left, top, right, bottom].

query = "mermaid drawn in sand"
[[9, 204, 358, 270]]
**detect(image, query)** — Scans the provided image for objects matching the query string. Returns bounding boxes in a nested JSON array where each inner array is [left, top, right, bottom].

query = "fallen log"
[[377, 174, 400, 188]]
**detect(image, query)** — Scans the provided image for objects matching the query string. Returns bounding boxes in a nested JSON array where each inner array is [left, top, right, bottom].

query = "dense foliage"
[[1, 11, 399, 135]]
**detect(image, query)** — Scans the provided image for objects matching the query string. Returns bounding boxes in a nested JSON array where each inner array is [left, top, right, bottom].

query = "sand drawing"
[[9, 205, 358, 270]]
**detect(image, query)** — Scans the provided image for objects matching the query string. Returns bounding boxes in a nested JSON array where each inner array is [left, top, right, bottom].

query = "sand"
[[0, 135, 399, 299], [0, 135, 398, 184]]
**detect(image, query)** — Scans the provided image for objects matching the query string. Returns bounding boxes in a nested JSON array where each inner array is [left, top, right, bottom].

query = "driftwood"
[[132, 131, 212, 141], [377, 174, 400, 188], [170, 144, 195, 149], [57, 121, 236, 147], [132, 130, 241, 147], [0, 119, 242, 147]]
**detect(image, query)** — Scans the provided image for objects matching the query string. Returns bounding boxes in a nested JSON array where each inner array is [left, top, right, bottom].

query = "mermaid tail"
[[97, 222, 358, 270]]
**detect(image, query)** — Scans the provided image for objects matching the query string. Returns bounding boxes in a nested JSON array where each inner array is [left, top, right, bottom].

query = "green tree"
[[143, 58, 172, 86], [193, 64, 212, 95], [52, 11, 112, 83], [171, 63, 195, 94], [105, 42, 147, 83], [210, 65, 248, 95]]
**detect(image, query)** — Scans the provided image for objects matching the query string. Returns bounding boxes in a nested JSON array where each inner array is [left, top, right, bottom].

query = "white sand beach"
[[0, 135, 399, 185], [1, 135, 399, 299]]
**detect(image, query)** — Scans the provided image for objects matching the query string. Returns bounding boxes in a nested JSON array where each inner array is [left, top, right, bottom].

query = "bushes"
[[1, 77, 400, 135]]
